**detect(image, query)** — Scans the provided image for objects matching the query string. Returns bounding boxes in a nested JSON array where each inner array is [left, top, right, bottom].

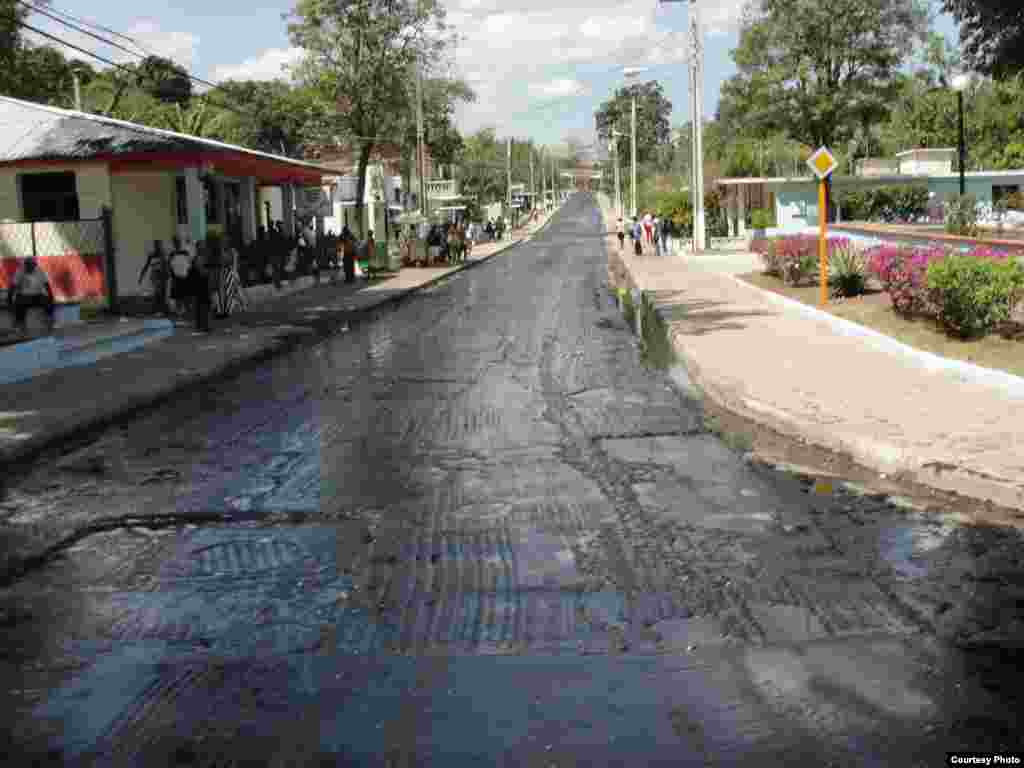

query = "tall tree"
[[942, 0, 1024, 79], [720, 0, 929, 149], [594, 80, 672, 165], [287, 0, 454, 234]]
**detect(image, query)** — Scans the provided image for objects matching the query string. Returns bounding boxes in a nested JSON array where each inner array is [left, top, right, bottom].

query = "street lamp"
[[951, 72, 972, 197], [612, 129, 627, 219], [623, 66, 646, 220]]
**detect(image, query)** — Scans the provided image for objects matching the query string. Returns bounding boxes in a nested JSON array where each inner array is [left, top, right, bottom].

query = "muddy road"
[[1, 194, 1021, 766]]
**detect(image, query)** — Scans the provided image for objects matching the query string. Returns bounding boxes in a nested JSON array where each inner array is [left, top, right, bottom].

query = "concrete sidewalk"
[[596, 195, 1024, 510], [0, 209, 559, 469]]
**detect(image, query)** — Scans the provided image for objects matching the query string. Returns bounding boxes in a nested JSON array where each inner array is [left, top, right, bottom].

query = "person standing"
[[168, 236, 192, 317], [663, 217, 674, 256], [7, 257, 55, 335], [342, 228, 356, 283], [138, 239, 169, 315], [616, 217, 625, 251], [188, 241, 213, 332], [652, 216, 662, 257], [643, 212, 653, 245], [632, 217, 644, 256]]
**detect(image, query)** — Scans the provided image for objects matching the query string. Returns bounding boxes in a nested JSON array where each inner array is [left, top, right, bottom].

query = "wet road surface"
[[1, 194, 1022, 766]]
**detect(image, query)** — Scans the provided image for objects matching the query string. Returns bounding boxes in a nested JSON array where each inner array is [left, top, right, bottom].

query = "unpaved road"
[[0, 194, 1021, 766]]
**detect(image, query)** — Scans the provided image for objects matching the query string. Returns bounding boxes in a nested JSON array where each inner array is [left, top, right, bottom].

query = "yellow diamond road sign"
[[807, 146, 837, 179]]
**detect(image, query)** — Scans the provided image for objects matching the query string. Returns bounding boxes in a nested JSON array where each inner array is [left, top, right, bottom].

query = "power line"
[[12, 17, 257, 123], [20, 0, 156, 58]]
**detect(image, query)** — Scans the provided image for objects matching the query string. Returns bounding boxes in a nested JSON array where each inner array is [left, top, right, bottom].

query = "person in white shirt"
[[8, 257, 55, 334]]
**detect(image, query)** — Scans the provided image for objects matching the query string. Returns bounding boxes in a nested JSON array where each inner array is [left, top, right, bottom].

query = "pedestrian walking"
[[653, 216, 662, 257], [138, 239, 169, 315], [168, 236, 191, 317], [616, 217, 625, 251], [342, 228, 356, 283], [188, 241, 213, 333], [632, 218, 643, 256], [663, 217, 674, 256], [365, 230, 376, 276], [7, 256, 55, 335], [485, 220, 495, 242], [213, 245, 247, 317], [643, 212, 653, 244]]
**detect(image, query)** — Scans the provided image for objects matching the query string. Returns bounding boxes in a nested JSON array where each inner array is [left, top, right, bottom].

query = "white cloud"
[[210, 47, 303, 84], [25, 16, 199, 72], [528, 78, 586, 99]]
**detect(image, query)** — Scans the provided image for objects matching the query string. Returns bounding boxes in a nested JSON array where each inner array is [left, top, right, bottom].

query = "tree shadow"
[[643, 290, 778, 337]]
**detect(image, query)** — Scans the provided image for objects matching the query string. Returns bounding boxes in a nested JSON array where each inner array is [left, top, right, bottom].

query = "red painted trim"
[[0, 157, 112, 169]]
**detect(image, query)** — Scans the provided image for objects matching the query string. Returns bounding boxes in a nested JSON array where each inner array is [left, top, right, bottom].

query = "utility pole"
[[690, 0, 706, 251], [72, 72, 82, 111], [507, 137, 512, 212], [416, 63, 428, 223], [530, 149, 534, 212]]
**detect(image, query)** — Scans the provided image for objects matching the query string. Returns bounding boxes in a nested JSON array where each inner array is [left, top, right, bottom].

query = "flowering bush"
[[926, 255, 1024, 338], [865, 244, 947, 315], [752, 237, 782, 276], [775, 235, 818, 286]]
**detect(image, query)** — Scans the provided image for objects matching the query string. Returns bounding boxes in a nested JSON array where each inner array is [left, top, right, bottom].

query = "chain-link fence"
[[0, 217, 108, 301]]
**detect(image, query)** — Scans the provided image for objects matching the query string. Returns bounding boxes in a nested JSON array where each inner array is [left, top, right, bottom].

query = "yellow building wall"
[[0, 162, 112, 222], [109, 171, 177, 297]]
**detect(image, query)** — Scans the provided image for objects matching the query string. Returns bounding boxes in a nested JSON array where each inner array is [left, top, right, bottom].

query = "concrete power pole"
[[72, 72, 82, 111], [631, 95, 638, 219], [690, 0, 706, 251], [416, 64, 428, 223], [507, 137, 512, 212], [530, 150, 534, 212], [614, 140, 622, 219]]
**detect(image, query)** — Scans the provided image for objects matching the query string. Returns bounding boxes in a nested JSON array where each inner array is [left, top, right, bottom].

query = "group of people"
[[616, 212, 677, 257], [138, 236, 246, 333]]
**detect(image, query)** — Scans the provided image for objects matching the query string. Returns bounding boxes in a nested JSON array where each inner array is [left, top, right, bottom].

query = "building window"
[[175, 176, 188, 225], [20, 171, 79, 221], [993, 184, 1020, 205]]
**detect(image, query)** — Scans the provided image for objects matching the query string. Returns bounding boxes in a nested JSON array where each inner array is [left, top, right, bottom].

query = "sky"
[[24, 0, 961, 160]]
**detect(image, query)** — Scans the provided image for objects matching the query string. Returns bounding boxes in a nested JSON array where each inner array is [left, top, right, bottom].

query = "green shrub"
[[944, 194, 980, 237], [838, 185, 929, 222], [750, 208, 774, 229], [622, 289, 636, 329], [830, 245, 868, 298], [926, 255, 1024, 338]]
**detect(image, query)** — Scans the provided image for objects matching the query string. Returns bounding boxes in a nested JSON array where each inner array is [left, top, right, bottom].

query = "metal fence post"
[[30, 221, 37, 259], [101, 206, 118, 313]]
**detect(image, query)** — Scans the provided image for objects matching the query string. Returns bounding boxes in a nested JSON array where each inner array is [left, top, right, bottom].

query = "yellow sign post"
[[807, 146, 837, 307]]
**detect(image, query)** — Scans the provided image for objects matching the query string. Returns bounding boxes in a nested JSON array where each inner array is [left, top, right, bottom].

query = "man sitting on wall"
[[8, 257, 55, 335]]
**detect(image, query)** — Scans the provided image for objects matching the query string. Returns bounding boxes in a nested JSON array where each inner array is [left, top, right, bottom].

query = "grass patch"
[[639, 293, 676, 370], [738, 271, 1024, 378], [703, 412, 753, 453]]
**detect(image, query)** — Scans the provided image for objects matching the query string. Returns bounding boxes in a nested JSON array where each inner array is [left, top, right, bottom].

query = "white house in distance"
[[0, 96, 336, 303], [717, 147, 1024, 237]]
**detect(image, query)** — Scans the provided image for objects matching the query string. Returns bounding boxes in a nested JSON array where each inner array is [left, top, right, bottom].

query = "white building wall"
[[109, 170, 177, 297]]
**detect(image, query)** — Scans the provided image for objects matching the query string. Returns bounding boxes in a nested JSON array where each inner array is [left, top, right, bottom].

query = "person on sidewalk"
[[138, 239, 169, 315], [632, 218, 644, 256], [342, 228, 356, 283], [642, 212, 653, 244], [653, 216, 662, 257], [168, 236, 192, 317], [663, 217, 674, 256], [617, 217, 625, 251], [7, 257, 55, 335], [188, 242, 213, 333]]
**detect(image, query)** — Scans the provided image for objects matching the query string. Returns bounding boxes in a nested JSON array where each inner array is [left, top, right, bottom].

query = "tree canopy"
[[594, 80, 672, 165], [719, 0, 929, 149], [942, 0, 1024, 78], [286, 0, 463, 231]]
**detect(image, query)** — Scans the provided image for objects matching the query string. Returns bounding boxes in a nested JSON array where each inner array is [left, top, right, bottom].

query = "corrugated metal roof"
[[0, 96, 337, 174]]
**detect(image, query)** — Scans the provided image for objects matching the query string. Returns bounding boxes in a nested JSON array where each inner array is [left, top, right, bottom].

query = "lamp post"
[[623, 67, 645, 220], [952, 73, 971, 197], [612, 129, 626, 219]]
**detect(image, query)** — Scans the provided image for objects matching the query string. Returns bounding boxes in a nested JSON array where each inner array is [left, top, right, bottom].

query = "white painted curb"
[[726, 273, 1024, 401]]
